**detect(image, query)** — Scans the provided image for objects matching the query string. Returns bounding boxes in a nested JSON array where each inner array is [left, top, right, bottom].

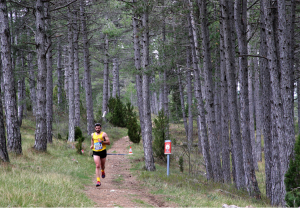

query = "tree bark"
[[187, 13, 212, 180], [234, 0, 260, 197], [253, 57, 262, 162], [45, 1, 53, 144], [220, 0, 245, 189], [34, 0, 47, 151], [177, 67, 188, 137], [219, 23, 231, 183], [102, 34, 109, 118], [260, 0, 272, 199], [198, 0, 222, 182], [27, 34, 37, 116], [112, 58, 120, 98], [277, 2, 295, 202], [0, 0, 22, 154], [56, 36, 63, 109], [80, 0, 94, 135], [67, 8, 75, 142], [0, 69, 8, 162], [262, 1, 285, 205], [73, 7, 80, 128], [141, 0, 155, 171]]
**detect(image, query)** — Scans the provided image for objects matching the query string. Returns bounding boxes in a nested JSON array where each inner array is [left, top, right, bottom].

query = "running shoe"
[[96, 181, 101, 187], [101, 170, 105, 178]]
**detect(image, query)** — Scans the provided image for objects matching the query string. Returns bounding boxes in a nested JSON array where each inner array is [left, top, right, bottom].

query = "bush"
[[179, 156, 184, 172], [107, 96, 126, 127], [74, 127, 85, 154], [285, 135, 300, 207], [152, 110, 169, 161], [126, 102, 141, 144]]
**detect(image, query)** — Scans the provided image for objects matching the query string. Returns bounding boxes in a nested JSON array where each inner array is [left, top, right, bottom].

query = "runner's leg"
[[94, 155, 101, 181], [100, 157, 106, 178]]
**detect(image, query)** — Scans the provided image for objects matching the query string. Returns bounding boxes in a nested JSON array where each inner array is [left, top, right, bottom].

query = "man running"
[[90, 123, 110, 187]]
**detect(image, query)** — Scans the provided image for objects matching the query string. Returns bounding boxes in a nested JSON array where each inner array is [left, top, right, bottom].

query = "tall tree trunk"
[[262, 1, 285, 205], [253, 57, 262, 162], [45, 1, 53, 143], [220, 0, 245, 189], [73, 7, 80, 128], [260, 0, 272, 199], [102, 34, 109, 118], [277, 0, 295, 204], [198, 0, 222, 182], [0, 69, 8, 162], [34, 0, 47, 151], [80, 0, 94, 135], [141, 0, 155, 171], [0, 0, 22, 154], [56, 36, 63, 108], [186, 51, 193, 153], [219, 23, 231, 183], [67, 8, 75, 142], [132, 1, 145, 139], [178, 67, 188, 136], [27, 33, 37, 116], [234, 0, 260, 197], [187, 13, 213, 180], [112, 58, 120, 98], [248, 58, 258, 170]]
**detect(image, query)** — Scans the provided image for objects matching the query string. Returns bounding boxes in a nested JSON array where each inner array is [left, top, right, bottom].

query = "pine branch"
[[239, 54, 268, 60], [9, 0, 34, 9], [50, 0, 78, 12]]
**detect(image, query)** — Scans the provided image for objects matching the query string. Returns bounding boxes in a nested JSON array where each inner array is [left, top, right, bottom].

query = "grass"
[[0, 115, 127, 207], [128, 122, 272, 207]]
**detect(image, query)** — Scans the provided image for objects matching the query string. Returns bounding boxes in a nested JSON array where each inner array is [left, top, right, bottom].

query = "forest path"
[[84, 136, 176, 207]]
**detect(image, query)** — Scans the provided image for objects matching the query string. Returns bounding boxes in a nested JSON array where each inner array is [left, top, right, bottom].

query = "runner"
[[90, 123, 111, 187]]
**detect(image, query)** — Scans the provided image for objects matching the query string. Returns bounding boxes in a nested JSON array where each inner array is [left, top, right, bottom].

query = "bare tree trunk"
[[34, 0, 47, 151], [234, 0, 260, 197], [132, 2, 145, 137], [112, 58, 120, 98], [80, 0, 94, 135], [219, 24, 231, 183], [141, 1, 155, 171], [248, 58, 258, 170], [0, 0, 21, 154], [198, 0, 222, 182], [0, 68, 8, 162], [186, 52, 193, 152], [262, 1, 285, 205], [277, 0, 295, 204], [260, 1, 272, 199], [17, 76, 25, 126], [220, 0, 245, 189], [187, 13, 212, 180], [178, 67, 188, 136], [56, 36, 63, 108], [67, 8, 75, 142], [45, 1, 53, 143], [73, 7, 80, 128], [253, 57, 262, 162], [102, 34, 109, 118]]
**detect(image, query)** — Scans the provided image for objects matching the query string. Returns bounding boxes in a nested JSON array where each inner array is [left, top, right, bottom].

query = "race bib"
[[94, 142, 102, 150]]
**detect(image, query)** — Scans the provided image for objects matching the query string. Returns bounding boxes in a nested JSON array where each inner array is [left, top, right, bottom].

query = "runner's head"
[[95, 123, 101, 133]]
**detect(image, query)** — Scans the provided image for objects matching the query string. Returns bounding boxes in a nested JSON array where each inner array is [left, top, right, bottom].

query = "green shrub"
[[285, 135, 300, 207], [74, 127, 85, 154], [179, 156, 184, 172], [153, 110, 169, 161], [107, 96, 126, 127], [126, 103, 141, 144]]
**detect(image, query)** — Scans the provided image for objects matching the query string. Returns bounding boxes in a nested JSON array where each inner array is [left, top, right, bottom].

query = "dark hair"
[[95, 123, 101, 127]]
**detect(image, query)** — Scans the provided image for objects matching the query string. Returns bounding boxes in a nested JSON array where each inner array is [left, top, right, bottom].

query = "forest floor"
[[84, 136, 178, 207]]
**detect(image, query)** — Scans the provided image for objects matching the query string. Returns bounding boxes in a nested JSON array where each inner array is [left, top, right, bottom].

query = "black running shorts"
[[93, 149, 107, 158]]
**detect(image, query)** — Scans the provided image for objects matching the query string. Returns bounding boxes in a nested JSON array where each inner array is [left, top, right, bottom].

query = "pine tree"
[[126, 102, 141, 144], [153, 110, 168, 161]]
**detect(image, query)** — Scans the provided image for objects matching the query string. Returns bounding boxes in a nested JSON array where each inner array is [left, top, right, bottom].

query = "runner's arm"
[[102, 132, 110, 145]]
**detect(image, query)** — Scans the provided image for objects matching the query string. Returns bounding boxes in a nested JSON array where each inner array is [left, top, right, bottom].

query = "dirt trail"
[[84, 136, 176, 207]]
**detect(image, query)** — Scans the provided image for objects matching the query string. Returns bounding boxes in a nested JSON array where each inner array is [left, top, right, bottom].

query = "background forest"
[[0, 0, 300, 207]]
